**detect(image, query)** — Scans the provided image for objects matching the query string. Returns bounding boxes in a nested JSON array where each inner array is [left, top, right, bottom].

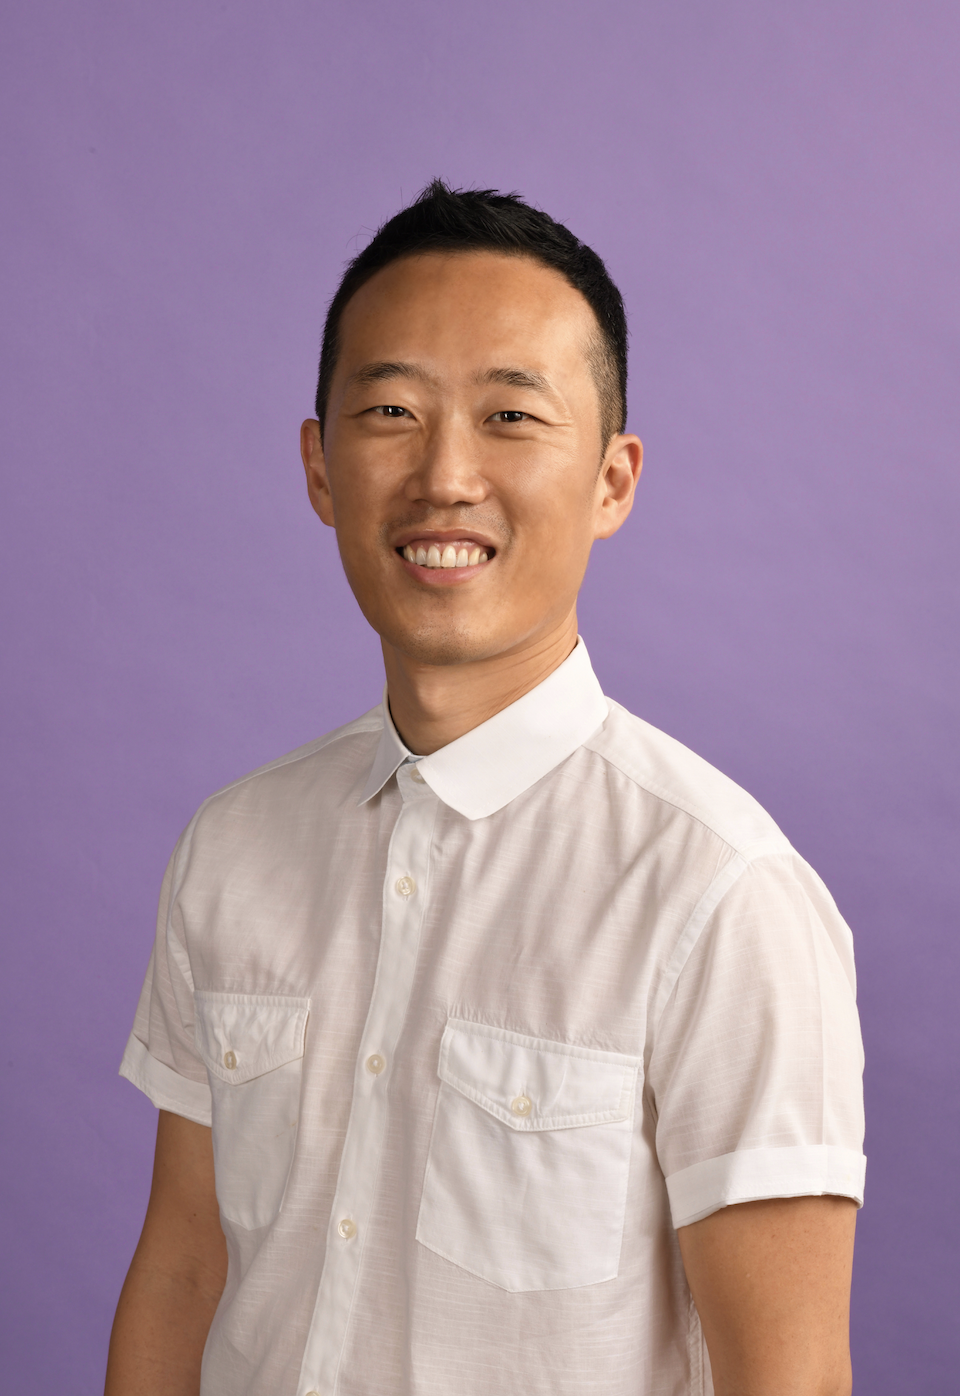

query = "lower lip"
[[397, 553, 493, 585]]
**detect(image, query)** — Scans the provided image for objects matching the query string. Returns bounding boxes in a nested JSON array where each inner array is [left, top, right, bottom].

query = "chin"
[[383, 617, 499, 667]]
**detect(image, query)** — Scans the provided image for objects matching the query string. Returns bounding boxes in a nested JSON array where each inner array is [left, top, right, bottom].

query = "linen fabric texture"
[[120, 639, 866, 1396]]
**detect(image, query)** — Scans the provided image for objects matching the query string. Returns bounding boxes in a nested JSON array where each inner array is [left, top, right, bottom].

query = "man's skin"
[[106, 250, 856, 1395], [107, 1113, 226, 1394]]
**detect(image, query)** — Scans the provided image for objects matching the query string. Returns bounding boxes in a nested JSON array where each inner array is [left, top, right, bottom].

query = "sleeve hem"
[[666, 1145, 866, 1229], [119, 1032, 213, 1127]]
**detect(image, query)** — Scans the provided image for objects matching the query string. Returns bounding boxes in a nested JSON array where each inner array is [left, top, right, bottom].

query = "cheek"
[[328, 505, 385, 598], [512, 484, 597, 564], [328, 468, 392, 549], [330, 464, 375, 517]]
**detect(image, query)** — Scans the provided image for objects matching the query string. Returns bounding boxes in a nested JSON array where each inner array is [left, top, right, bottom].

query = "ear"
[[300, 419, 336, 527], [593, 434, 642, 541]]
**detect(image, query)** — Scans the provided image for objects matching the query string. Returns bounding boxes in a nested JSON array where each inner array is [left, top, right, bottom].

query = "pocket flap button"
[[511, 1094, 532, 1117], [223, 1050, 238, 1070]]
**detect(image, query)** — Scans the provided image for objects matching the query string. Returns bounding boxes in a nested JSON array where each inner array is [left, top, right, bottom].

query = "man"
[[106, 181, 865, 1396]]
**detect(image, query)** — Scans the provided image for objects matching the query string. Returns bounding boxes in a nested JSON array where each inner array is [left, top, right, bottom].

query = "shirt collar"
[[359, 638, 609, 820]]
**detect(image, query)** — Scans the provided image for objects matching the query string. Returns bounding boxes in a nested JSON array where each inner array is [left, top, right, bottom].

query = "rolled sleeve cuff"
[[119, 1032, 212, 1127], [666, 1145, 866, 1229]]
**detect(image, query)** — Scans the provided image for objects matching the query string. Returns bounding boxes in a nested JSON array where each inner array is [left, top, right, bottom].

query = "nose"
[[403, 420, 487, 508]]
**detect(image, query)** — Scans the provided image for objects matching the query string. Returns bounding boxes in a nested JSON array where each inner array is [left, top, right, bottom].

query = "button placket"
[[297, 774, 438, 1396]]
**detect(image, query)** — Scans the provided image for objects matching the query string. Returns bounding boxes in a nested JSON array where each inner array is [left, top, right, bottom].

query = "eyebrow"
[[347, 361, 436, 389], [475, 366, 552, 394], [348, 361, 556, 397]]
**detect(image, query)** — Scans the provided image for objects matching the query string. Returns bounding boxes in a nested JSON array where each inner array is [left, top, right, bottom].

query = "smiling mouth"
[[398, 540, 494, 569]]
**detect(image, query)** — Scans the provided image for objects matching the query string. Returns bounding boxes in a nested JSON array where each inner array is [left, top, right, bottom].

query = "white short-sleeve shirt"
[[121, 639, 865, 1396]]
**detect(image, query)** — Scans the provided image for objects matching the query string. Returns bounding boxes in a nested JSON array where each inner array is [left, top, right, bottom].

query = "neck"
[[382, 612, 580, 755]]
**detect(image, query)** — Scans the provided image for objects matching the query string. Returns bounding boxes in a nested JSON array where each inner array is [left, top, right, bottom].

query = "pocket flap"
[[438, 1019, 640, 1131], [194, 991, 310, 1085]]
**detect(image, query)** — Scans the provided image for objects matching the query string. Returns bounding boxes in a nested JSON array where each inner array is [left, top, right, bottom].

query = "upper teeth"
[[403, 544, 489, 568]]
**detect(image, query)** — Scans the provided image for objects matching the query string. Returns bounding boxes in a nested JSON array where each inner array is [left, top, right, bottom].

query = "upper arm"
[[677, 1194, 857, 1396], [105, 1112, 227, 1396], [137, 1109, 227, 1288]]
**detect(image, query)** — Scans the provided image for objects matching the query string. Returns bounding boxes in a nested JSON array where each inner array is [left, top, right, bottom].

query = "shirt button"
[[337, 1218, 357, 1240], [305, 1391, 321, 1396], [223, 1050, 237, 1070], [366, 1053, 386, 1075], [395, 875, 416, 897], [409, 766, 425, 784], [511, 1094, 532, 1117]]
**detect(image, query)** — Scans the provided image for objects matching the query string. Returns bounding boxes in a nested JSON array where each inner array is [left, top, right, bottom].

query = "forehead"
[[335, 251, 598, 376]]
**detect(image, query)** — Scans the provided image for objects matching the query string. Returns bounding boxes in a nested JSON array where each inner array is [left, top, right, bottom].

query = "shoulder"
[[584, 700, 790, 861], [181, 705, 383, 842]]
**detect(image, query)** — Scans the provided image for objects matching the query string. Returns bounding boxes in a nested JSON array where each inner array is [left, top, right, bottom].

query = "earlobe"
[[300, 418, 336, 527]]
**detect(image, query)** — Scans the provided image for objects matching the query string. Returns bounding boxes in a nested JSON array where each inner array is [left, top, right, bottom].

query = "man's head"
[[315, 181, 628, 451], [301, 182, 642, 673]]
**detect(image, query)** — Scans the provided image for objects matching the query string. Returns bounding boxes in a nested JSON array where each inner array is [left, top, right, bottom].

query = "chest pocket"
[[194, 991, 310, 1231], [417, 1019, 641, 1292]]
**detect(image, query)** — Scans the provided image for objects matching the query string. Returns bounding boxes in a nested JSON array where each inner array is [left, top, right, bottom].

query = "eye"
[[489, 410, 530, 423], [371, 404, 411, 418]]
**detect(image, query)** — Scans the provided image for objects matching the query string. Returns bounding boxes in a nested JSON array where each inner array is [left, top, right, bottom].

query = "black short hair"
[[315, 180, 628, 448]]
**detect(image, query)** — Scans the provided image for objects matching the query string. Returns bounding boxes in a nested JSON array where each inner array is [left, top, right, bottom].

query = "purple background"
[[2, 1, 957, 1389]]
